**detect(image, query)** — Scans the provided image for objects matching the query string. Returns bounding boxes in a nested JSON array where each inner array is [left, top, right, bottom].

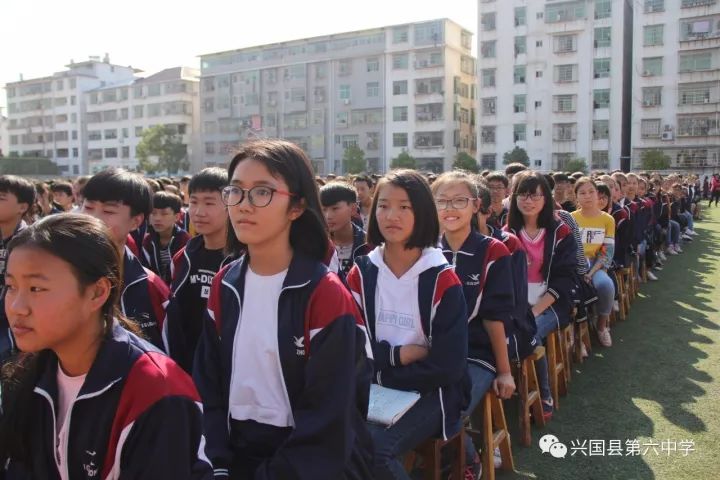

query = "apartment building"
[[0, 111, 7, 157], [632, 0, 720, 170], [84, 67, 200, 173], [198, 18, 477, 174], [476, 0, 632, 172]]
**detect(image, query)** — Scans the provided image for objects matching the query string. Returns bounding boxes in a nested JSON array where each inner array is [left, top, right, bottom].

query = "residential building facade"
[[199, 18, 477, 173], [0, 111, 7, 157]]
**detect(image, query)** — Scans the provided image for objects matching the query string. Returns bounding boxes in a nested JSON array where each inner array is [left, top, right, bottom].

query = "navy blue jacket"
[[142, 225, 191, 283], [193, 253, 374, 479], [347, 255, 470, 440], [6, 323, 212, 480], [611, 203, 632, 267]]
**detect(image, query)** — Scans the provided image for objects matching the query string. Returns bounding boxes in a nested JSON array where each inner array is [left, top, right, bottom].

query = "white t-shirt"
[[229, 267, 295, 428], [56, 366, 87, 480]]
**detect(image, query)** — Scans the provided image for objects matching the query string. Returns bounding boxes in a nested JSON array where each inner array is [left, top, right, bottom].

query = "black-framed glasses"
[[515, 192, 544, 202], [435, 197, 475, 210], [221, 185, 295, 207]]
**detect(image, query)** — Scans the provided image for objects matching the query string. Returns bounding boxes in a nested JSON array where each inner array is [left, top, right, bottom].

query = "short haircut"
[[552, 173, 569, 184], [485, 172, 509, 188], [180, 175, 191, 183], [574, 176, 597, 195], [367, 170, 439, 250], [50, 181, 73, 197], [571, 172, 585, 180], [83, 168, 152, 218], [475, 180, 491, 215], [611, 172, 627, 184], [189, 167, 228, 194], [153, 191, 182, 213], [353, 174, 374, 190], [505, 163, 528, 176], [543, 174, 556, 191], [320, 182, 357, 207], [0, 175, 36, 206], [596, 182, 611, 199], [146, 178, 162, 193]]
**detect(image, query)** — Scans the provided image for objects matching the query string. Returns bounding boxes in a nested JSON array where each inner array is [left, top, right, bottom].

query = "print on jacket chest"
[[82, 449, 99, 478], [378, 309, 416, 330]]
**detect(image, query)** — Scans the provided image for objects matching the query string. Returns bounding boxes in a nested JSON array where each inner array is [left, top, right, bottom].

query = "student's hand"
[[494, 373, 516, 399], [399, 345, 429, 365], [584, 273, 593, 284]]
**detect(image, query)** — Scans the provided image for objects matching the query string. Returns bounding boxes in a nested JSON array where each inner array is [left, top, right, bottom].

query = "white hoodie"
[[369, 246, 448, 348]]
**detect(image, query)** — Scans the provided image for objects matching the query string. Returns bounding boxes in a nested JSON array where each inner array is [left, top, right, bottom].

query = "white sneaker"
[[494, 447, 502, 469], [667, 247, 679, 256], [658, 251, 667, 262], [598, 328, 612, 347], [647, 271, 658, 281], [675, 245, 684, 253], [682, 234, 693, 241], [613, 300, 620, 312], [688, 229, 698, 236], [580, 343, 589, 359], [653, 265, 663, 271]]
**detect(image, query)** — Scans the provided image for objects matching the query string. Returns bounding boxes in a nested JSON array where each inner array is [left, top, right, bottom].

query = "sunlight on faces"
[[189, 191, 227, 236], [598, 192, 610, 212], [322, 202, 353, 234], [434, 182, 478, 235], [5, 247, 110, 354], [516, 187, 546, 218], [0, 191, 28, 223], [487, 180, 507, 204], [228, 159, 303, 248], [81, 200, 143, 249], [149, 207, 179, 234], [625, 176, 638, 197], [376, 184, 415, 246], [54, 191, 74, 209], [353, 181, 373, 205], [638, 180, 648, 197], [576, 182, 599, 210]]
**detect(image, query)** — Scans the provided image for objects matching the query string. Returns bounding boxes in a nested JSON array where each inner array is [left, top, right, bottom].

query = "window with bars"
[[642, 87, 663, 107], [546, 1, 586, 23], [481, 154, 497, 170], [514, 124, 527, 142], [514, 95, 526, 113], [592, 151, 609, 169], [482, 69, 496, 87], [595, 27, 611, 48], [555, 64, 577, 83], [554, 34, 577, 53], [679, 52, 713, 72], [595, 0, 612, 19], [514, 66, 526, 84], [481, 41, 497, 58], [594, 89, 610, 109], [515, 36, 527, 55], [482, 98, 497, 116], [515, 7, 526, 26], [593, 120, 609, 140], [643, 57, 663, 76], [553, 95, 576, 113], [481, 126, 496, 144], [644, 0, 664, 13], [594, 58, 611, 78], [644, 25, 664, 46], [678, 116, 718, 136], [481, 13, 496, 31], [678, 84, 713, 105], [393, 133, 408, 147], [553, 123, 577, 141], [641, 119, 662, 138]]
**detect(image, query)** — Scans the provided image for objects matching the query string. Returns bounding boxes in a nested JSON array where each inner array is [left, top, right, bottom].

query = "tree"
[[343, 144, 366, 174], [641, 149, 671, 171], [565, 157, 588, 174], [136, 125, 189, 175], [390, 151, 417, 170], [452, 151, 479, 173], [502, 147, 529, 166]]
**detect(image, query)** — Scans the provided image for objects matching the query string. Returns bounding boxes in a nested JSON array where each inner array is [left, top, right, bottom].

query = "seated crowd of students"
[[0, 139, 703, 479]]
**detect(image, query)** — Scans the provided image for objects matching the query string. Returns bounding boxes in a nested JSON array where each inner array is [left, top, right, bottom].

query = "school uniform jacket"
[[611, 203, 631, 267], [347, 253, 470, 440], [441, 231, 515, 374], [142, 225, 191, 279], [506, 218, 578, 330], [5, 322, 212, 480], [193, 253, 374, 480]]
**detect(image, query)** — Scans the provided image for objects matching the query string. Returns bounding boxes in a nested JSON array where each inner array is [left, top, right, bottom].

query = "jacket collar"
[[441, 229, 485, 257], [225, 251, 327, 297], [123, 245, 148, 286]]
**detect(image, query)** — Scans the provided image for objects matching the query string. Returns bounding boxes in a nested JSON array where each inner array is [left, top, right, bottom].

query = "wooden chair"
[[465, 392, 514, 480], [639, 256, 648, 283], [546, 330, 568, 409], [621, 267, 637, 303], [404, 429, 465, 480], [561, 325, 573, 381], [574, 321, 591, 363], [615, 269, 630, 318], [512, 346, 546, 447]]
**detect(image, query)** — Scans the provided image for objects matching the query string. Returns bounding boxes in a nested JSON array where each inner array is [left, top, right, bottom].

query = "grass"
[[498, 207, 720, 480]]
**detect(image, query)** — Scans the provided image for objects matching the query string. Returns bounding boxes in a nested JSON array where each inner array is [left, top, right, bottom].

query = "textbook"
[[368, 384, 421, 427]]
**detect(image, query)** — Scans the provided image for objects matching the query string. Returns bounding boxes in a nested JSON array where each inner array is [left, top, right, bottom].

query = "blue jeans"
[[591, 268, 615, 316], [463, 363, 495, 461], [367, 391, 443, 479], [680, 212, 694, 231], [533, 309, 558, 401], [667, 220, 680, 246]]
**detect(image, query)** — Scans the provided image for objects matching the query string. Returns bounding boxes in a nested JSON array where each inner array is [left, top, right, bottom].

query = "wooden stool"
[[574, 321, 591, 363], [561, 325, 573, 380], [466, 392, 514, 480], [546, 330, 567, 409], [621, 267, 637, 303], [512, 346, 546, 447], [616, 270, 630, 318], [639, 257, 648, 283], [405, 429, 465, 480]]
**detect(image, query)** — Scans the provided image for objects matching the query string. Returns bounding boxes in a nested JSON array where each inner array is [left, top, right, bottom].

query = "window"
[[122, 146, 130, 158], [69, 79, 76, 89], [312, 87, 325, 104], [393, 133, 408, 147], [416, 103, 443, 122], [536, 40, 543, 47], [515, 7, 527, 26], [393, 54, 409, 69], [682, 0, 716, 6], [593, 120, 609, 140], [555, 64, 577, 83], [534, 129, 542, 137], [148, 84, 161, 96], [481, 154, 497, 170], [313, 64, 326, 80], [514, 94, 526, 113], [88, 149, 103, 161], [122, 128, 129, 139], [536, 70, 544, 78], [418, 77, 444, 95], [595, 27, 611, 48], [393, 107, 408, 122], [393, 81, 408, 95], [414, 131, 444, 148], [481, 41, 496, 58], [352, 109, 383, 125], [644, 0, 664, 13], [482, 12, 496, 30], [367, 58, 379, 72], [339, 60, 352, 76], [482, 97, 497, 116], [641, 119, 662, 138], [482, 69, 496, 87], [72, 130, 77, 140], [643, 57, 663, 76], [135, 127, 143, 137], [642, 87, 662, 106], [554, 123, 577, 141], [554, 94, 576, 113], [88, 130, 102, 141], [594, 58, 611, 78], [554, 34, 577, 53], [592, 151, 609, 169], [104, 129, 117, 140], [595, 0, 611, 19], [515, 36, 527, 55], [336, 112, 349, 127], [134, 86, 144, 98], [414, 20, 444, 45], [514, 124, 527, 142], [393, 27, 408, 43], [339, 85, 351, 100], [545, 1, 586, 23], [481, 126, 496, 144], [594, 89, 610, 109], [679, 52, 713, 72], [365, 82, 380, 98], [104, 148, 118, 158], [461, 31, 472, 49], [514, 66, 526, 84], [679, 84, 713, 105], [553, 153, 575, 170], [678, 115, 718, 136], [72, 148, 78, 158], [644, 25, 664, 46]]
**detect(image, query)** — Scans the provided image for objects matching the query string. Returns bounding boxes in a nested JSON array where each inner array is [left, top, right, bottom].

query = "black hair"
[[153, 191, 182, 213], [505, 163, 528, 177], [596, 182, 611, 202], [0, 175, 36, 207], [320, 182, 357, 207], [49, 181, 73, 197], [507, 170, 556, 232], [189, 167, 228, 195], [476, 181, 491, 215], [0, 214, 140, 467], [146, 178, 162, 193], [367, 169, 439, 250], [180, 175, 191, 183], [83, 168, 152, 219], [543, 174, 556, 191], [552, 173, 569, 184], [353, 174, 374, 190], [226, 139, 329, 261], [485, 172, 509, 188]]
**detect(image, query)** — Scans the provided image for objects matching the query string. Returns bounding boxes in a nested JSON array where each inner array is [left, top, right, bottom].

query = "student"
[[50, 182, 74, 213], [432, 171, 516, 478], [143, 191, 191, 285], [552, 173, 570, 209], [81, 169, 172, 353], [193, 139, 373, 479], [71, 175, 91, 213], [561, 177, 577, 212], [353, 174, 375, 230], [346, 170, 469, 480], [485, 172, 509, 230], [0, 214, 212, 479], [320, 182, 370, 276], [505, 171, 578, 420], [167, 167, 233, 372], [571, 178, 616, 347]]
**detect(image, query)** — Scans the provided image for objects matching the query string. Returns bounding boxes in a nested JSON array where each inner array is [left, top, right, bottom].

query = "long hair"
[[507, 170, 556, 232], [225, 139, 329, 261]]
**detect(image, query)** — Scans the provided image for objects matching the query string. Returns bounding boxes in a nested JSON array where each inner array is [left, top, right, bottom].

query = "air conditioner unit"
[[642, 70, 652, 76], [343, 98, 351, 105], [643, 100, 653, 106], [661, 132, 674, 141]]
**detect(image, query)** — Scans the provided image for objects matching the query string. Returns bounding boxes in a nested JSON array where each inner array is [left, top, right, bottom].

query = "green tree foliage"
[[136, 125, 189, 174], [390, 151, 417, 170], [641, 149, 671, 171], [343, 144, 366, 174], [452, 151, 479, 173], [502, 147, 529, 166], [565, 157, 588, 174]]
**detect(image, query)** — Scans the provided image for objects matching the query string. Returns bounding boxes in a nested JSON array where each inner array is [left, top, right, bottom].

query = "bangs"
[[515, 176, 545, 195]]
